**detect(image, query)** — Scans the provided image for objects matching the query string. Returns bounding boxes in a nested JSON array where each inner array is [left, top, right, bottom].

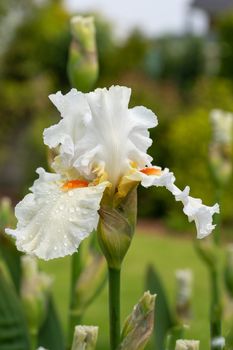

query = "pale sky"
[[65, 0, 208, 38]]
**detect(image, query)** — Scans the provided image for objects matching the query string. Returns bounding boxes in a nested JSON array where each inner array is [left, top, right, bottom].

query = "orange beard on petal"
[[140, 167, 162, 176], [62, 179, 89, 191]]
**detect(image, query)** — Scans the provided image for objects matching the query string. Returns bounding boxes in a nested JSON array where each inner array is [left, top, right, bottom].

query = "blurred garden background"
[[1, 0, 233, 349]]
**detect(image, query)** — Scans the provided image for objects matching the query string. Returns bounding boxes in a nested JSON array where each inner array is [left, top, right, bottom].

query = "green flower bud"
[[74, 250, 106, 316], [118, 291, 156, 350], [68, 16, 98, 92], [175, 269, 192, 321], [224, 244, 233, 299], [175, 340, 200, 350], [98, 188, 137, 269], [71, 325, 98, 350], [20, 255, 53, 345]]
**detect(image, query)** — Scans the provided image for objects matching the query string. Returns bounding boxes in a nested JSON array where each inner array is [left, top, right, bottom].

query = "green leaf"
[[0, 264, 30, 350], [38, 297, 65, 350], [0, 233, 21, 291], [145, 265, 175, 350]]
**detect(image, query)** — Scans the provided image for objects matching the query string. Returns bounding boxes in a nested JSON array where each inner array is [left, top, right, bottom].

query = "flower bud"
[[67, 16, 98, 92], [118, 291, 156, 350], [71, 325, 98, 350], [224, 244, 233, 299], [175, 340, 200, 350], [20, 255, 53, 343], [74, 251, 106, 316], [209, 109, 233, 187], [175, 269, 192, 321], [98, 188, 137, 269]]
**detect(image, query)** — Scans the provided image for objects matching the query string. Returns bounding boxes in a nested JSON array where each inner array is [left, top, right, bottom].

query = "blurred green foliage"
[[218, 11, 233, 80], [0, 0, 233, 227]]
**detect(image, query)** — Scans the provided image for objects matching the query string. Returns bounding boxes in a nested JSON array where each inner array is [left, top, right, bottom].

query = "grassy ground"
[[40, 229, 226, 350]]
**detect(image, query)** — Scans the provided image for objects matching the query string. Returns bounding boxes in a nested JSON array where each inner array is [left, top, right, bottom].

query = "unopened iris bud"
[[68, 16, 98, 92], [20, 255, 53, 346], [175, 269, 193, 321], [175, 340, 200, 350], [224, 244, 233, 299], [98, 188, 137, 269], [71, 325, 98, 350], [118, 291, 156, 350], [209, 109, 233, 187], [74, 251, 106, 316]]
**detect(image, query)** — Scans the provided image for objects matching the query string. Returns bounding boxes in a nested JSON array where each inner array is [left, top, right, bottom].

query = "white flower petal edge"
[[6, 168, 107, 260], [128, 167, 220, 239], [44, 86, 157, 187]]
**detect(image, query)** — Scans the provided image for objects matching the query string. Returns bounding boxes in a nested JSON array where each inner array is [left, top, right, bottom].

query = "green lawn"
[[40, 230, 226, 350]]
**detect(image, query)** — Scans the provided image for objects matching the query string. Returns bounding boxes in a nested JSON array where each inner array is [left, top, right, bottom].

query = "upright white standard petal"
[[44, 89, 91, 176], [6, 168, 107, 260], [44, 86, 157, 187], [127, 167, 219, 239]]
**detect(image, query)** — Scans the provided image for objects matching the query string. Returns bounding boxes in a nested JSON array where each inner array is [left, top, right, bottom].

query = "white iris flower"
[[6, 86, 219, 260]]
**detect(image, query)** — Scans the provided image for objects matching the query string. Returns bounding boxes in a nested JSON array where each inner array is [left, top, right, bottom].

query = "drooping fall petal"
[[6, 168, 107, 260]]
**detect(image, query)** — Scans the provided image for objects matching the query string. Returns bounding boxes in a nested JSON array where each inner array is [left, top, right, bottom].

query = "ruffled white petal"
[[43, 89, 91, 177], [6, 168, 107, 260], [44, 86, 157, 187], [127, 167, 219, 239]]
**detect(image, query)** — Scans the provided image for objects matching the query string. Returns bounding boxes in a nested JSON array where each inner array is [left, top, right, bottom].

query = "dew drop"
[[54, 246, 57, 251], [68, 191, 74, 197], [69, 207, 75, 213], [59, 205, 64, 210]]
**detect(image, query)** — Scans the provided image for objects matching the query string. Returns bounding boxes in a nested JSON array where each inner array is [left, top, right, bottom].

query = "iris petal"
[[6, 168, 107, 260]]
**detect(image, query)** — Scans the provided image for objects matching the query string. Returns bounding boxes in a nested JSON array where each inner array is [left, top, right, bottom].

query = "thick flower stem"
[[210, 187, 223, 350], [108, 267, 121, 350], [210, 268, 222, 350], [29, 330, 38, 350], [68, 250, 83, 347]]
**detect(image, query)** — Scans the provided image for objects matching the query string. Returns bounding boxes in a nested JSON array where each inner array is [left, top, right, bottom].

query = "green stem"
[[210, 268, 222, 350], [29, 329, 38, 350], [68, 249, 83, 346], [108, 267, 121, 350], [210, 186, 223, 350], [213, 187, 223, 246]]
